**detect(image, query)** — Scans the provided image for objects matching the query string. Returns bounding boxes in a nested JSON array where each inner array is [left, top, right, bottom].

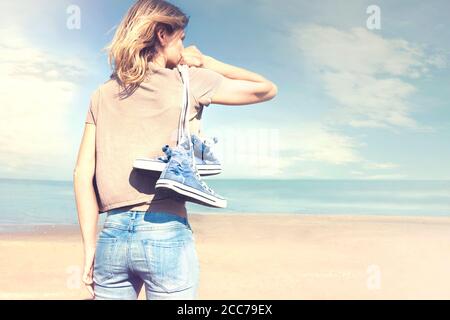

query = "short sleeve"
[[85, 88, 101, 125], [188, 66, 225, 108]]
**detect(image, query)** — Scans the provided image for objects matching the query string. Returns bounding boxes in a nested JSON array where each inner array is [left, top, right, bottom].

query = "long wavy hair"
[[104, 0, 189, 95]]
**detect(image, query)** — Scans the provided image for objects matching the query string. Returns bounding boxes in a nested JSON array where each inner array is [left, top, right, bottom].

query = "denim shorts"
[[93, 209, 200, 300]]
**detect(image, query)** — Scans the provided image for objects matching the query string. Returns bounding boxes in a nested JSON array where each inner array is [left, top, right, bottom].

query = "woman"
[[73, 0, 277, 300]]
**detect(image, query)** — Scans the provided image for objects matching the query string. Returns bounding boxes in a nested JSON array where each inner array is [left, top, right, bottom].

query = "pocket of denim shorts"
[[93, 237, 118, 284], [142, 238, 199, 293]]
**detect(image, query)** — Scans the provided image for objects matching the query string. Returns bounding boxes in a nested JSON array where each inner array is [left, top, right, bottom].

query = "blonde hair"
[[104, 0, 189, 93]]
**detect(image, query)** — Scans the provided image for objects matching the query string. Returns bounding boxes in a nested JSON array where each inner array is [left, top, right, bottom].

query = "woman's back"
[[85, 61, 225, 215]]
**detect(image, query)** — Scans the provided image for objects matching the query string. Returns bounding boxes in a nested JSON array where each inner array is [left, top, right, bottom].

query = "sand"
[[1, 213, 450, 300]]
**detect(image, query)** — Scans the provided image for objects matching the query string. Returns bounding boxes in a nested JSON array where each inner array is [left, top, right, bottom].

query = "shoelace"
[[194, 169, 215, 194], [176, 67, 214, 194], [179, 150, 215, 194], [166, 144, 216, 194], [188, 149, 215, 194]]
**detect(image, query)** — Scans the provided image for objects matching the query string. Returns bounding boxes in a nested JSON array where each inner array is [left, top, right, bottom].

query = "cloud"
[[364, 162, 399, 170], [0, 28, 87, 179], [206, 127, 283, 178], [207, 123, 366, 179], [349, 161, 403, 179], [206, 122, 409, 179], [292, 25, 446, 130], [321, 72, 418, 129], [284, 123, 365, 165], [295, 26, 430, 76]]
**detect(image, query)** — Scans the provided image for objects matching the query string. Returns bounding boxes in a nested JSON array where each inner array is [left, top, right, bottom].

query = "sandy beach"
[[1, 213, 450, 300]]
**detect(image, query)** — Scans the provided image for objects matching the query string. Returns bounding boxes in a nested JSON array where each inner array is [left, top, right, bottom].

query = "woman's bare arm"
[[202, 55, 278, 105], [73, 123, 99, 254], [202, 55, 272, 82], [73, 122, 99, 296]]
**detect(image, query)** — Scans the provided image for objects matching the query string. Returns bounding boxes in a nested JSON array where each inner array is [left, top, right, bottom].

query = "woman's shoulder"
[[93, 78, 122, 97]]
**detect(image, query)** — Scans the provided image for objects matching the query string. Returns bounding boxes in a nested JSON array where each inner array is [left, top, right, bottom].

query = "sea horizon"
[[0, 177, 449, 229]]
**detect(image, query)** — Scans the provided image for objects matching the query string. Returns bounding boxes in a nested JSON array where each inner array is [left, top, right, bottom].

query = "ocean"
[[0, 178, 449, 226]]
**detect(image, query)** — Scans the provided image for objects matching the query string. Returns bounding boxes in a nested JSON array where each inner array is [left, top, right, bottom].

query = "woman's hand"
[[82, 245, 96, 298], [179, 45, 205, 67]]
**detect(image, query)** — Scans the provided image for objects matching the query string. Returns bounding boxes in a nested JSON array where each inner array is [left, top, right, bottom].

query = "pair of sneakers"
[[133, 134, 227, 208], [133, 134, 222, 176]]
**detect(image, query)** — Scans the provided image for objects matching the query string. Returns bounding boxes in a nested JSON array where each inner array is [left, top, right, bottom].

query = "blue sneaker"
[[190, 134, 222, 176], [133, 135, 222, 176], [133, 144, 172, 172], [155, 135, 227, 208]]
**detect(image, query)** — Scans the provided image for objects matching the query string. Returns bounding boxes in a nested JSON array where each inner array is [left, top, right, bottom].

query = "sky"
[[0, 0, 449, 181]]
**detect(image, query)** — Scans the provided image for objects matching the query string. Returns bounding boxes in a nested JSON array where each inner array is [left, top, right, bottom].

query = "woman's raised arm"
[[202, 55, 278, 105]]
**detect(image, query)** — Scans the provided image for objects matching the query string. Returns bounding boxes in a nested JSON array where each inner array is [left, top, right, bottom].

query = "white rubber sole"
[[133, 158, 222, 176], [155, 178, 227, 208]]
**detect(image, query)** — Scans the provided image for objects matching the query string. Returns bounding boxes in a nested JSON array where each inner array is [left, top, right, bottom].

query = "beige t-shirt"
[[85, 62, 225, 215]]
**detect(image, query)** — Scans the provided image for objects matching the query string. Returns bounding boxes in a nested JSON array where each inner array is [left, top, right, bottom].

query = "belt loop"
[[128, 211, 137, 232]]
